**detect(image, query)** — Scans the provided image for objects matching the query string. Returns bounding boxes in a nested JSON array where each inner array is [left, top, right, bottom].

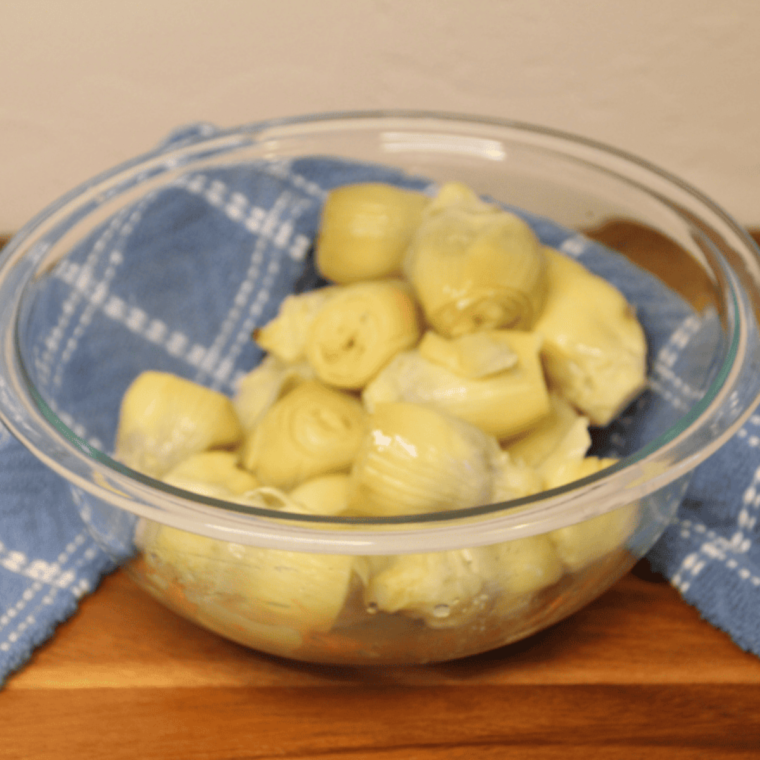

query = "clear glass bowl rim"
[[0, 108, 759, 553]]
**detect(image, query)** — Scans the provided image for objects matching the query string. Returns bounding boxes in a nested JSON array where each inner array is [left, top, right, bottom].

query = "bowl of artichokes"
[[1, 111, 759, 665]]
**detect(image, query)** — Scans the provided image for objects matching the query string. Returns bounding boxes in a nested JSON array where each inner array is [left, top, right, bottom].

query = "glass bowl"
[[1, 111, 759, 665]]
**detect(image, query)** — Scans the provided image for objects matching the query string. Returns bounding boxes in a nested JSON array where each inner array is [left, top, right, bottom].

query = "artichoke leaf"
[[491, 451, 544, 503], [233, 354, 314, 433], [254, 287, 338, 364], [418, 330, 518, 379], [162, 450, 260, 502], [504, 392, 590, 468]]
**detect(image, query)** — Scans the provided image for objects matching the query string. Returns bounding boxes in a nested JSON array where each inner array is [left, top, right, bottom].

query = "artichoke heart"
[[305, 279, 422, 390], [233, 354, 314, 433], [362, 331, 550, 440], [348, 402, 500, 517], [488, 535, 564, 618], [114, 371, 243, 478], [534, 248, 648, 427], [364, 547, 495, 628], [504, 392, 591, 470], [316, 183, 430, 283], [418, 330, 518, 378], [289, 473, 351, 516], [253, 287, 337, 364], [491, 451, 544, 503], [241, 379, 367, 490], [545, 456, 639, 572], [426, 180, 497, 216], [162, 450, 260, 501], [228, 546, 356, 633], [404, 182, 547, 337], [490, 535, 563, 598], [139, 521, 225, 590], [141, 523, 355, 634]]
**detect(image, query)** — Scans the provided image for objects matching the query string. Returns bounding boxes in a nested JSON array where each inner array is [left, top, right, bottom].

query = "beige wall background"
[[1, 0, 759, 232]]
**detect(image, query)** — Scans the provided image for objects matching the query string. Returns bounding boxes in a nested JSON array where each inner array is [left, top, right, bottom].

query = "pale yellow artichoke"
[[305, 279, 422, 390], [544, 456, 639, 572], [233, 354, 314, 433], [316, 182, 430, 283], [363, 548, 494, 628], [404, 182, 547, 337], [241, 379, 367, 489], [115, 371, 243, 478], [161, 450, 260, 501], [140, 522, 356, 635], [362, 331, 551, 440], [534, 248, 648, 426], [253, 287, 337, 364], [347, 402, 500, 517]]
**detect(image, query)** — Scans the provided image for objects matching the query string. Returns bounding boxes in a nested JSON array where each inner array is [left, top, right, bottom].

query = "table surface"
[[3, 227, 760, 759]]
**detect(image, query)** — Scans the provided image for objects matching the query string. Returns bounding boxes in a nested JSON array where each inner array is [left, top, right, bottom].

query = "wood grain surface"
[[1, 228, 760, 759], [4, 565, 760, 759]]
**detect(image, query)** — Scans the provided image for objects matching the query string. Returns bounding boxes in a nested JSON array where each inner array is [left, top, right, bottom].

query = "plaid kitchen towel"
[[1, 123, 759, 683]]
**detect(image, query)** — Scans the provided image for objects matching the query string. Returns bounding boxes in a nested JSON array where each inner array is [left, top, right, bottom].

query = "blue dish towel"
[[2, 125, 759, 683]]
